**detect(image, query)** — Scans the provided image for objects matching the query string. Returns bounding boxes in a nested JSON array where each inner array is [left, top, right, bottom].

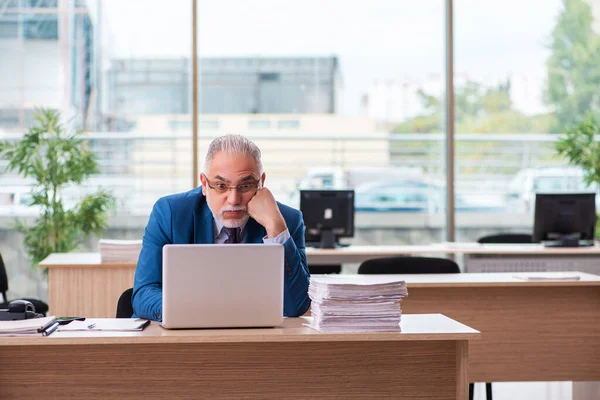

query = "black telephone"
[[0, 300, 44, 321]]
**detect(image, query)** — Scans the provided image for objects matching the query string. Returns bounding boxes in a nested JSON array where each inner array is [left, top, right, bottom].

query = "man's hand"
[[247, 187, 287, 238]]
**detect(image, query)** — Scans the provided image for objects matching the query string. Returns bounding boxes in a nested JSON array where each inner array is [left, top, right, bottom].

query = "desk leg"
[[456, 341, 469, 400], [463, 255, 470, 273], [573, 382, 600, 400]]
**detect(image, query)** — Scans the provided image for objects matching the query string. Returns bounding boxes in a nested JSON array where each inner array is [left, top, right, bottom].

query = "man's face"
[[200, 151, 264, 228]]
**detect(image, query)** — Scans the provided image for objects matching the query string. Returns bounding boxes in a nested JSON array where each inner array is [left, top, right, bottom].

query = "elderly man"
[[132, 134, 310, 321]]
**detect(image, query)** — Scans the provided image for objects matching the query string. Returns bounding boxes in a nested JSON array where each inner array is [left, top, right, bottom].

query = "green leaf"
[[0, 108, 116, 270], [555, 114, 600, 189], [545, 0, 600, 132]]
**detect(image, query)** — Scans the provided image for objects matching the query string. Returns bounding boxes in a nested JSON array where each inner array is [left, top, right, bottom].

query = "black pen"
[[42, 321, 60, 337]]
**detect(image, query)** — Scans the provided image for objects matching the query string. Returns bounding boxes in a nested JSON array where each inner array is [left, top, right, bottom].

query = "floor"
[[472, 382, 572, 400]]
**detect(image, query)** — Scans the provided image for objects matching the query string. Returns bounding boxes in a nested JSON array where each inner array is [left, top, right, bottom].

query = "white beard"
[[206, 191, 249, 228], [217, 212, 249, 228]]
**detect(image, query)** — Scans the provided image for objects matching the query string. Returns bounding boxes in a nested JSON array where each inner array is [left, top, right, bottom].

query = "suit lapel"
[[244, 218, 266, 243], [193, 199, 214, 244]]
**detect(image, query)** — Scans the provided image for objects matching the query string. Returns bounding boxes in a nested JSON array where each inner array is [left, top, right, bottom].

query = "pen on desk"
[[42, 321, 60, 337], [87, 323, 96, 329]]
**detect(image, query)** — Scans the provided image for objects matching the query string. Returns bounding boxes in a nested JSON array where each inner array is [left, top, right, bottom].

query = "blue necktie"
[[223, 227, 240, 244]]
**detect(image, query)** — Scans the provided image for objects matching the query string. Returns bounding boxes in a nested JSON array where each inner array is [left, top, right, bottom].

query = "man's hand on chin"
[[247, 187, 287, 238]]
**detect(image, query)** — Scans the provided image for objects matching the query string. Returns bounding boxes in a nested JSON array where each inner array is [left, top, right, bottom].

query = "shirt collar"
[[212, 217, 248, 239]]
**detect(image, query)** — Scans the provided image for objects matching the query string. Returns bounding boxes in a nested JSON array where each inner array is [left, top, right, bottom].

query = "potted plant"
[[0, 109, 116, 268], [555, 115, 600, 239]]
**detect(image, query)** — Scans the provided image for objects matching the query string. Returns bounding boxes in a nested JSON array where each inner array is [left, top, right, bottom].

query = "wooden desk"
[[38, 248, 456, 317], [36, 252, 600, 396], [40, 252, 135, 318], [447, 243, 600, 273], [307, 243, 600, 272], [307, 244, 451, 264], [0, 314, 479, 400], [39, 245, 600, 317], [326, 272, 600, 399]]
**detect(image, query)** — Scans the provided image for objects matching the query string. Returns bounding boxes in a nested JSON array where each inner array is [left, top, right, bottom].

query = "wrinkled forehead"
[[206, 151, 261, 180]]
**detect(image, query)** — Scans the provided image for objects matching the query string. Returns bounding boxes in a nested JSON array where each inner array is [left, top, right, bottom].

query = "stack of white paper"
[[98, 239, 142, 263], [0, 316, 57, 336], [307, 276, 408, 333]]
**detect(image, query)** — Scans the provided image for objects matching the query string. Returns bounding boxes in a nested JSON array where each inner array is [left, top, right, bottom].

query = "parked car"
[[0, 186, 40, 216], [355, 180, 438, 213], [505, 167, 598, 212], [297, 166, 425, 190], [290, 166, 427, 209], [355, 180, 505, 213], [0, 184, 93, 216]]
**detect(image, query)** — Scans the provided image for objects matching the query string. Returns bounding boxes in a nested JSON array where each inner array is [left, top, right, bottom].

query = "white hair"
[[204, 134, 263, 173]]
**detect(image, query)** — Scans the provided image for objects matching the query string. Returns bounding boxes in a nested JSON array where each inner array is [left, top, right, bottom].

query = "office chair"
[[357, 255, 491, 400], [116, 287, 134, 318], [308, 264, 342, 274], [358, 256, 460, 274], [477, 233, 533, 244], [0, 252, 49, 316]]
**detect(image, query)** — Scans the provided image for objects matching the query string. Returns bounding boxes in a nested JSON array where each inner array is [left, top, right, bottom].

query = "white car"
[[505, 167, 598, 212], [0, 186, 41, 216]]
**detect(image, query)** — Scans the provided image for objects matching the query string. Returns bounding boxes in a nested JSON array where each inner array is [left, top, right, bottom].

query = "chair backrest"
[[477, 233, 533, 244], [309, 264, 342, 274], [116, 287, 134, 318], [358, 256, 460, 275], [0, 252, 9, 302], [0, 252, 49, 314]]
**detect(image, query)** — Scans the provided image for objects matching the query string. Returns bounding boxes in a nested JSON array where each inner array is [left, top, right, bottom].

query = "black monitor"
[[300, 190, 355, 248], [533, 193, 597, 247]]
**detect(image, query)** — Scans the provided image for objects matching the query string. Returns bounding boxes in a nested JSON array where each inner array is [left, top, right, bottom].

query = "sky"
[[87, 0, 564, 115]]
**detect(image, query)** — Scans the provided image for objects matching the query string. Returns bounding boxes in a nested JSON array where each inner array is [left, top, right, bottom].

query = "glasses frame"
[[203, 176, 261, 194]]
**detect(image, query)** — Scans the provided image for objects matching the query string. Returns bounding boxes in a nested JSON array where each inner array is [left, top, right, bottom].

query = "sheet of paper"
[[58, 318, 150, 332], [512, 272, 581, 281]]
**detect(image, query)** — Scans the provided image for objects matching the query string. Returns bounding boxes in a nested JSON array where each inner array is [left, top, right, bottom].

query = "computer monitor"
[[533, 193, 597, 247], [300, 190, 354, 248]]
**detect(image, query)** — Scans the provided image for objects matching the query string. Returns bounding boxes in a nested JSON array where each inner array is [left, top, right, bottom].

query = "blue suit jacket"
[[132, 187, 311, 321]]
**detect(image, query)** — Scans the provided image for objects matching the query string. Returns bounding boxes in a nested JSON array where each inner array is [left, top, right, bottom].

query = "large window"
[[196, 0, 446, 247], [454, 0, 600, 241], [3, 0, 599, 300], [0, 0, 192, 298], [0, 0, 193, 213]]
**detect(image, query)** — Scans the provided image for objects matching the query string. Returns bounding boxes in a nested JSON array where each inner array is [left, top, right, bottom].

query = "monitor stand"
[[319, 229, 337, 249], [542, 233, 593, 248], [543, 240, 594, 248]]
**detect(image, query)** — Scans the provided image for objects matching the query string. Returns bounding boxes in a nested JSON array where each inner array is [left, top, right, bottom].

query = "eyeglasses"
[[204, 177, 261, 194]]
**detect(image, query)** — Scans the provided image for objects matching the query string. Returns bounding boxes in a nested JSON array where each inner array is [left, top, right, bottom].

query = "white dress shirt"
[[212, 217, 290, 244]]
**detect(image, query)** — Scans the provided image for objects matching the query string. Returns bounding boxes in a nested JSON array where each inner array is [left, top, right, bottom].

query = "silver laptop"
[[161, 243, 284, 329]]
